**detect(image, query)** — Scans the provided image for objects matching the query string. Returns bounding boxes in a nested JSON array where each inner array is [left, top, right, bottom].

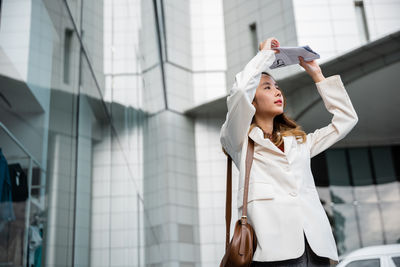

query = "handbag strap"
[[225, 137, 255, 250]]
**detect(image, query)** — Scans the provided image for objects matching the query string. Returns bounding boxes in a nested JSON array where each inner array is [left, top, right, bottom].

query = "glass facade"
[[311, 146, 400, 256], [0, 0, 148, 265]]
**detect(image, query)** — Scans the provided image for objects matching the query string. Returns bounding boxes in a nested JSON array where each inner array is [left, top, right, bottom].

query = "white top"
[[220, 49, 358, 262]]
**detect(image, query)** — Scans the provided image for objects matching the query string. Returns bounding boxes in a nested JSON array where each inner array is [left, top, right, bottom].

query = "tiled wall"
[[90, 125, 112, 266], [90, 112, 145, 266], [143, 110, 200, 266], [0, 0, 32, 81], [165, 63, 194, 112], [104, 0, 143, 109], [195, 115, 240, 266], [140, 0, 166, 113], [364, 0, 400, 39], [223, 0, 299, 89], [293, 0, 400, 61], [163, 0, 194, 113], [223, 0, 400, 95], [164, 0, 192, 70], [294, 0, 360, 60], [190, 0, 227, 106], [99, 0, 202, 266]]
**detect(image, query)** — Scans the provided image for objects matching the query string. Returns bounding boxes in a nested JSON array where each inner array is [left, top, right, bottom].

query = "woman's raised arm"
[[220, 38, 278, 165], [298, 56, 358, 157], [306, 75, 358, 158]]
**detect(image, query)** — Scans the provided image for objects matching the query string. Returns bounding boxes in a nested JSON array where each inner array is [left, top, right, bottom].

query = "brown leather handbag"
[[220, 137, 257, 267]]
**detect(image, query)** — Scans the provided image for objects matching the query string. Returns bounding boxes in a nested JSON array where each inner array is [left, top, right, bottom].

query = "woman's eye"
[[265, 87, 271, 89]]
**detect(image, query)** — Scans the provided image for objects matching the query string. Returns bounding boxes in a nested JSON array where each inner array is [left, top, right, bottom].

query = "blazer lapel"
[[283, 135, 293, 157], [248, 126, 294, 157]]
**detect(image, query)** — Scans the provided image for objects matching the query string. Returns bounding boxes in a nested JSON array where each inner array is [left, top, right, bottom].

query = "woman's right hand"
[[259, 37, 280, 53]]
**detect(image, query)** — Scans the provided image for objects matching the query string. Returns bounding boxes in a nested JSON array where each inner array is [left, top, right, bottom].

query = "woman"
[[220, 37, 358, 266]]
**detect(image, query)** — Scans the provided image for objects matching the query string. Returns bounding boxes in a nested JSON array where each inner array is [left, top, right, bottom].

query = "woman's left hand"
[[298, 56, 325, 83]]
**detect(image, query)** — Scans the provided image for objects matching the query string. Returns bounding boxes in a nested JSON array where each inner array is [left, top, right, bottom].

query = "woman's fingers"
[[259, 37, 280, 51], [271, 39, 280, 47], [299, 56, 309, 67], [298, 56, 304, 67], [299, 56, 311, 70], [298, 56, 322, 77]]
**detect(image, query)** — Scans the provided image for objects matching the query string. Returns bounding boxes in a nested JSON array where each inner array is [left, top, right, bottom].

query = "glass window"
[[371, 147, 396, 184], [357, 203, 384, 245], [330, 186, 354, 204], [346, 258, 380, 267], [332, 204, 361, 255], [381, 202, 400, 243], [63, 28, 73, 84], [0, 0, 2, 28], [348, 148, 373, 186], [249, 23, 258, 55], [354, 0, 370, 43], [326, 149, 351, 186]]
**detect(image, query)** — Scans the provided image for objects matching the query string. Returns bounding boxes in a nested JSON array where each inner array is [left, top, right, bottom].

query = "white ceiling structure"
[[299, 60, 400, 148]]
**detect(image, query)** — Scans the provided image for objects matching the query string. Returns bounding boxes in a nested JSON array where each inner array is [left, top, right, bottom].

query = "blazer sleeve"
[[306, 75, 358, 158], [220, 49, 276, 164]]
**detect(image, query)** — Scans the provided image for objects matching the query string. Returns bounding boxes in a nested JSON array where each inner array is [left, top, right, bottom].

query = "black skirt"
[[251, 232, 331, 267]]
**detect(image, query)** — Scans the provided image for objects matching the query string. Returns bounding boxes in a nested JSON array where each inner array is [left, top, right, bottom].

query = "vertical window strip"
[[249, 23, 258, 55], [354, 0, 370, 43], [64, 29, 74, 84]]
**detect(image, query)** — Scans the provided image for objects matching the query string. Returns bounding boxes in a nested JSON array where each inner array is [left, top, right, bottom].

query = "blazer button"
[[289, 192, 297, 197]]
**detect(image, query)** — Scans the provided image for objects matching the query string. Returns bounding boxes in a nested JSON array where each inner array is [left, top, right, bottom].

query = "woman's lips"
[[274, 100, 282, 105]]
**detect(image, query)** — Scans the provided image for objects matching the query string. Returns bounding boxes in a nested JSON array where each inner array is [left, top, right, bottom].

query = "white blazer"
[[220, 49, 358, 262]]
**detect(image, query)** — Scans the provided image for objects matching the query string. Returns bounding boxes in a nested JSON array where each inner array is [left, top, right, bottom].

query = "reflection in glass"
[[330, 186, 354, 204], [326, 146, 400, 258], [332, 203, 361, 255], [357, 203, 384, 246], [77, 54, 109, 267], [376, 181, 400, 202], [0, 139, 45, 266], [380, 201, 400, 244], [353, 185, 378, 203]]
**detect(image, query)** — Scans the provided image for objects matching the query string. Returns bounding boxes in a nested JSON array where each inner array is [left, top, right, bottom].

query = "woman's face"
[[252, 74, 284, 117]]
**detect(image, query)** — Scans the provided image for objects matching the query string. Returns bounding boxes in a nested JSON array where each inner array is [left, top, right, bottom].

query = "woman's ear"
[[252, 93, 257, 107]]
